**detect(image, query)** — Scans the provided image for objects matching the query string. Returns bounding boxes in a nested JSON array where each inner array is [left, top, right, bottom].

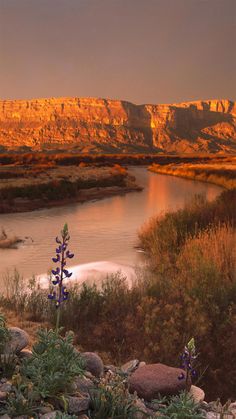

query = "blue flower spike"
[[178, 338, 198, 391], [48, 223, 74, 330]]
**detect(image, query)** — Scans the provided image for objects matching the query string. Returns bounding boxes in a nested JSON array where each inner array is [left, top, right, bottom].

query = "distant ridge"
[[0, 97, 235, 153]]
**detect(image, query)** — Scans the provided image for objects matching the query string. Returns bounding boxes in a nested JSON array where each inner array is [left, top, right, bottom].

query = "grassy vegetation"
[[149, 159, 236, 189], [0, 151, 233, 166], [0, 163, 139, 212], [0, 188, 235, 402]]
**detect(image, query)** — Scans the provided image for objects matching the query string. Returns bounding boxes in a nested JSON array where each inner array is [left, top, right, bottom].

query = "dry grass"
[[149, 159, 236, 189]]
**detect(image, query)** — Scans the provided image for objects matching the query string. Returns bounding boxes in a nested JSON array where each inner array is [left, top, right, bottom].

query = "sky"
[[0, 0, 235, 104]]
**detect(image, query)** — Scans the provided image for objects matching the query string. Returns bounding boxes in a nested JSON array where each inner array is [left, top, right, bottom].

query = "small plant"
[[0, 353, 18, 379], [210, 399, 236, 419], [0, 313, 10, 353], [0, 381, 39, 417], [88, 373, 142, 419], [178, 338, 198, 391], [21, 328, 85, 400], [156, 391, 205, 419], [48, 223, 74, 332], [55, 413, 78, 419]]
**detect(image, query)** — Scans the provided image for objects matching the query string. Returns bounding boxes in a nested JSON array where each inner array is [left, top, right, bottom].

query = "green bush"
[[88, 374, 141, 419], [0, 313, 10, 353], [21, 329, 85, 399], [155, 391, 205, 419]]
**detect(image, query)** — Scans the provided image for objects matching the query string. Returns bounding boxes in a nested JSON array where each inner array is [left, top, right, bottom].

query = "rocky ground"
[[0, 326, 235, 419]]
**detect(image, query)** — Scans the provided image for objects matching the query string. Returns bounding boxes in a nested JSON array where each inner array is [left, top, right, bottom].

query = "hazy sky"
[[0, 0, 235, 104]]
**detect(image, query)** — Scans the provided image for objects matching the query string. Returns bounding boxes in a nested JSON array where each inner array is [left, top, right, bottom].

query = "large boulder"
[[80, 352, 104, 378], [4, 327, 29, 354], [128, 363, 186, 401]]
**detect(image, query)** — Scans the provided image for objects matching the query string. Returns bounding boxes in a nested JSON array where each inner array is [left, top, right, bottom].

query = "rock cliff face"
[[0, 97, 235, 153]]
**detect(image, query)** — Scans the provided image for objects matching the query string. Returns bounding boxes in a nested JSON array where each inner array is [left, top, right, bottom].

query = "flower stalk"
[[48, 223, 74, 333]]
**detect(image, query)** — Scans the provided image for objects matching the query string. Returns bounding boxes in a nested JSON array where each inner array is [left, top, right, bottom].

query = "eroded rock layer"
[[0, 97, 235, 153]]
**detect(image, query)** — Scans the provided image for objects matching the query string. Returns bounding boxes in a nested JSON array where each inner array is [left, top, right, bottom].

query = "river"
[[0, 167, 222, 285]]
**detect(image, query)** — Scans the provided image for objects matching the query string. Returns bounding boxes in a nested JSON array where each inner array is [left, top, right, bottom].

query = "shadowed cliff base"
[[0, 97, 235, 153]]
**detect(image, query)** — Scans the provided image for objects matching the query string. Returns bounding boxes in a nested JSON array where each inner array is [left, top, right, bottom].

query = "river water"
[[0, 167, 222, 285]]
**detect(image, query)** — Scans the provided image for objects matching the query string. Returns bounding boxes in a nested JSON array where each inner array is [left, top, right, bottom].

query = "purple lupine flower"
[[52, 254, 60, 263], [49, 224, 74, 331], [66, 250, 74, 259], [52, 267, 60, 276], [178, 372, 185, 380], [178, 338, 198, 391]]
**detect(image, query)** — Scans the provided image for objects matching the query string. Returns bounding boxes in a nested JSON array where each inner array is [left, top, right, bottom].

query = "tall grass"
[[149, 163, 236, 189]]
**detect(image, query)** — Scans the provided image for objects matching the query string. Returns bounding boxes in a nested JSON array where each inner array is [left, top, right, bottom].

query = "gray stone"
[[189, 385, 205, 403], [80, 352, 104, 378], [0, 391, 7, 401], [4, 327, 29, 354], [121, 359, 139, 374], [67, 395, 90, 414], [75, 376, 94, 394], [18, 349, 33, 359], [0, 381, 12, 393], [128, 363, 186, 401], [133, 399, 151, 419], [40, 413, 57, 419], [104, 364, 117, 373], [138, 361, 146, 368], [0, 415, 11, 419]]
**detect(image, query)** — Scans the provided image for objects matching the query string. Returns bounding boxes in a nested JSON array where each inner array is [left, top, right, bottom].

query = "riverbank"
[[0, 164, 142, 213], [149, 156, 236, 189]]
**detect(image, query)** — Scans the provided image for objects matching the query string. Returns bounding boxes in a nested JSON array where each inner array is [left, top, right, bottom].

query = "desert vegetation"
[[0, 151, 233, 167], [0, 163, 141, 213], [149, 157, 236, 189], [1, 188, 235, 404]]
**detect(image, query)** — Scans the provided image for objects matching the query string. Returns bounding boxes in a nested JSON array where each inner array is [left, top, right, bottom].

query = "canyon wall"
[[0, 97, 235, 153]]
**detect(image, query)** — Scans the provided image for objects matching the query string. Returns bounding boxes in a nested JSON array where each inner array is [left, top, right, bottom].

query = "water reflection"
[[0, 167, 222, 281]]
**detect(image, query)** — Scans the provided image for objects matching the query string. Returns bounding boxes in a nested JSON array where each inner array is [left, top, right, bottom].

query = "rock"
[[0, 415, 11, 419], [80, 352, 104, 378], [40, 413, 57, 419], [189, 385, 205, 403], [4, 327, 29, 354], [18, 349, 33, 359], [39, 406, 54, 414], [206, 413, 234, 419], [139, 361, 146, 368], [1, 98, 235, 154], [133, 399, 151, 419], [121, 359, 139, 374], [67, 395, 90, 414], [104, 364, 117, 373], [206, 413, 220, 419], [128, 363, 186, 401], [229, 402, 236, 413], [75, 376, 94, 394], [0, 380, 12, 393], [0, 391, 7, 401]]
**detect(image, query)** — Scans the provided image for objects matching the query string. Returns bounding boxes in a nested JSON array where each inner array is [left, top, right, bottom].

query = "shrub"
[[21, 328, 85, 400], [154, 391, 205, 419], [88, 373, 141, 419]]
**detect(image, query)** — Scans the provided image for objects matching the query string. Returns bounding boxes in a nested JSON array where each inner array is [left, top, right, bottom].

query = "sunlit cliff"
[[0, 97, 235, 153]]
